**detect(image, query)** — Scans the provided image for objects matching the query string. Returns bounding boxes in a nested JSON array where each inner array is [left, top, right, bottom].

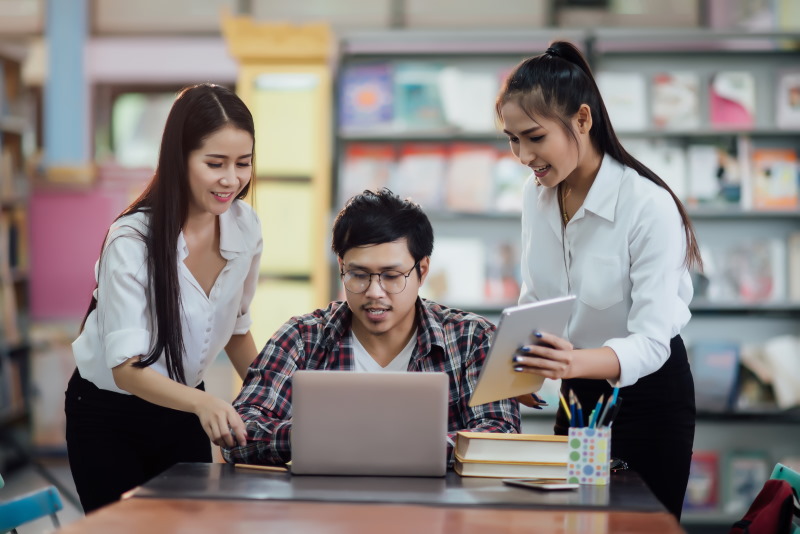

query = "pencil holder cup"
[[567, 427, 611, 485]]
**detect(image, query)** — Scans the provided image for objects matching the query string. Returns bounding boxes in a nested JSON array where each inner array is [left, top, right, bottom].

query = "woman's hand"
[[515, 392, 549, 409], [513, 331, 575, 380], [193, 393, 248, 448]]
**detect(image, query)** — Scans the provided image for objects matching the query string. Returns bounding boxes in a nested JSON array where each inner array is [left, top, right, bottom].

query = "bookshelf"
[[222, 15, 334, 363], [0, 44, 34, 472], [333, 28, 800, 530]]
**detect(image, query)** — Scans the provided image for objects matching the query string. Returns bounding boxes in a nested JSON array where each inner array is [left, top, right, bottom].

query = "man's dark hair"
[[332, 189, 434, 276]]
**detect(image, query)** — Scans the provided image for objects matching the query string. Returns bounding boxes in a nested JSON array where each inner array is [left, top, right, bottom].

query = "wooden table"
[[58, 464, 685, 533], [59, 498, 684, 534]]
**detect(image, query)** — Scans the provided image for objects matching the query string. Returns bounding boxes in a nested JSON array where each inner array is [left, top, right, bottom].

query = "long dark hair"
[[496, 41, 702, 271], [332, 188, 433, 278], [86, 83, 255, 383]]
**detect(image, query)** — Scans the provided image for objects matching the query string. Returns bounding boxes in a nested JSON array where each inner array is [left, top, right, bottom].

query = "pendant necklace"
[[560, 182, 572, 225]]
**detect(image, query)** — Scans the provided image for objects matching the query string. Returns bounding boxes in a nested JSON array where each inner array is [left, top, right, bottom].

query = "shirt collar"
[[582, 154, 623, 223], [536, 154, 622, 233], [323, 298, 447, 357], [218, 205, 247, 259], [175, 207, 247, 262]]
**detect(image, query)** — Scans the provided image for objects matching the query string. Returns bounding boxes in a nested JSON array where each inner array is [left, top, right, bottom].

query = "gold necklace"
[[560, 182, 571, 224]]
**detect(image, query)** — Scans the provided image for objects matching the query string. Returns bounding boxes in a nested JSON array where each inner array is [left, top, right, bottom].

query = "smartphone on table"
[[502, 478, 579, 491]]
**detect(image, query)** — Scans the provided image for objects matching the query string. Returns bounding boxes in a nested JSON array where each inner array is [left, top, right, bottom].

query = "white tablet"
[[468, 295, 576, 407]]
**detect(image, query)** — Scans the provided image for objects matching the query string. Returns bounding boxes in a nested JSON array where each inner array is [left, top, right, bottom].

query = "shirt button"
[[204, 338, 209, 344], [206, 327, 212, 333]]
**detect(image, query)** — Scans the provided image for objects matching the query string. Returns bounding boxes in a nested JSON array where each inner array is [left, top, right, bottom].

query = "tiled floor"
[[1, 457, 85, 532]]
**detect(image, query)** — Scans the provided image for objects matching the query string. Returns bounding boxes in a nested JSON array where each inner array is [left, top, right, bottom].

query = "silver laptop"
[[290, 370, 449, 477]]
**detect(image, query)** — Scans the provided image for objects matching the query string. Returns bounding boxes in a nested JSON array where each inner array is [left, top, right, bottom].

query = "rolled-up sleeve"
[[96, 232, 151, 369], [604, 193, 687, 387]]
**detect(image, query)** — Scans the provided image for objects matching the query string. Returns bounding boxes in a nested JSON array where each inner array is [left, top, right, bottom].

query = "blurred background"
[[0, 1, 799, 532]]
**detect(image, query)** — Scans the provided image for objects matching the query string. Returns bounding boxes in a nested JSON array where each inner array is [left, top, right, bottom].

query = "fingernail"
[[514, 366, 524, 372], [531, 405, 542, 410], [531, 393, 542, 402], [513, 355, 524, 363], [534, 331, 543, 338], [518, 346, 531, 353]]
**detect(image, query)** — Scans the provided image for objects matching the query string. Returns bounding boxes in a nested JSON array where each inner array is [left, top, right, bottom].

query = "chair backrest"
[[0, 485, 64, 534], [770, 463, 800, 534]]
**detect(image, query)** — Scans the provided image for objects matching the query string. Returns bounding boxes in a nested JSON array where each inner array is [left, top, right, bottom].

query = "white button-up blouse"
[[73, 199, 262, 394], [519, 155, 693, 388]]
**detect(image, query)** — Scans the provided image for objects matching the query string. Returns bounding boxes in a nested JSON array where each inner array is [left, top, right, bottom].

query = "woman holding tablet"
[[496, 41, 700, 519]]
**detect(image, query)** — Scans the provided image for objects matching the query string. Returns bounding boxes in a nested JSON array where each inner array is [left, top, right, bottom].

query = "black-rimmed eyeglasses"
[[340, 261, 420, 294]]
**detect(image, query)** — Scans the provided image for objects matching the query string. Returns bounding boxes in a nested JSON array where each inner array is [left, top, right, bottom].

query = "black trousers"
[[555, 336, 696, 520], [65, 369, 212, 514]]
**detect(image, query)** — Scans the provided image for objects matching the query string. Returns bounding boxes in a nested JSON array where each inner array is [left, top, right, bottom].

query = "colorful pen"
[[588, 394, 605, 428], [559, 391, 571, 422]]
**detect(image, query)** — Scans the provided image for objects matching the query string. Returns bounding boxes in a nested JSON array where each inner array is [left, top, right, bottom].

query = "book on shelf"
[[338, 143, 395, 206], [484, 240, 521, 306], [761, 335, 800, 410], [788, 231, 800, 302], [709, 71, 755, 129], [443, 143, 495, 213], [684, 450, 720, 511], [420, 237, 485, 307], [438, 65, 499, 132], [702, 238, 786, 303], [775, 70, 800, 130], [339, 62, 394, 132], [392, 62, 446, 130], [625, 139, 688, 202], [454, 456, 567, 479], [690, 341, 740, 413], [492, 154, 528, 213], [651, 71, 701, 131], [723, 450, 771, 515], [455, 431, 568, 464], [596, 71, 647, 132], [390, 143, 447, 209], [686, 144, 722, 204], [750, 148, 798, 210]]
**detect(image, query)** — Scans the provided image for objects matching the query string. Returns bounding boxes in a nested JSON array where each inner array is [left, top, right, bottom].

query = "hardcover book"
[[338, 143, 395, 206], [392, 62, 445, 130], [709, 71, 755, 129], [685, 451, 720, 511], [775, 70, 800, 130], [596, 71, 647, 132], [339, 63, 394, 131], [454, 457, 567, 479], [651, 71, 701, 130], [691, 341, 740, 413], [443, 143, 495, 212], [751, 148, 798, 210], [723, 450, 770, 515], [455, 432, 568, 464]]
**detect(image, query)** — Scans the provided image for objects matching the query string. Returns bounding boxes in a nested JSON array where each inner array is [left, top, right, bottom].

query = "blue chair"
[[0, 485, 64, 534]]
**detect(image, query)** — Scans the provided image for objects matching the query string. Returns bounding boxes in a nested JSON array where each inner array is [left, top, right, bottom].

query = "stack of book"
[[453, 432, 568, 479]]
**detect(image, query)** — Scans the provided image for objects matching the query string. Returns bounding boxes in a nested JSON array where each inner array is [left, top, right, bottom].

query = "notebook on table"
[[290, 370, 449, 477]]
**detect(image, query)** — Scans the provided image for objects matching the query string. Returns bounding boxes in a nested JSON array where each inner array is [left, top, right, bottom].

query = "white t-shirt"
[[352, 330, 416, 372], [519, 155, 693, 388], [72, 199, 262, 393]]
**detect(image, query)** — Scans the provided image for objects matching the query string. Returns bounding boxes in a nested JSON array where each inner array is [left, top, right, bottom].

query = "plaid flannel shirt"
[[222, 298, 520, 465]]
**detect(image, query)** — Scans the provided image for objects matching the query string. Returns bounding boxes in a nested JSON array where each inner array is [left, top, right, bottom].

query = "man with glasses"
[[223, 189, 520, 466]]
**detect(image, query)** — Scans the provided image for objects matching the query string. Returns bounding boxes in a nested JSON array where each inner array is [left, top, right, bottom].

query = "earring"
[[534, 177, 542, 186]]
